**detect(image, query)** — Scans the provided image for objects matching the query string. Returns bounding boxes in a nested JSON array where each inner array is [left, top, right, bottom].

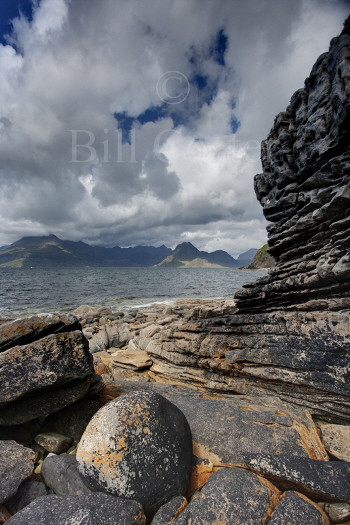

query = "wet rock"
[[41, 455, 91, 496], [152, 496, 187, 525], [0, 331, 93, 407], [173, 467, 280, 525], [34, 433, 72, 454], [0, 441, 35, 504], [320, 424, 350, 462], [324, 502, 350, 523], [5, 493, 145, 525], [6, 481, 47, 515], [269, 491, 330, 524], [76, 390, 192, 513], [243, 453, 350, 502]]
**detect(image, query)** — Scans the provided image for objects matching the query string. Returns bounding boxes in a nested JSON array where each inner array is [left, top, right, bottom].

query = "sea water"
[[0, 267, 266, 317]]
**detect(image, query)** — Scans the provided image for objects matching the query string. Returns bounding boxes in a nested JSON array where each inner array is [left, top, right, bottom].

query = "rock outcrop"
[[89, 20, 350, 420]]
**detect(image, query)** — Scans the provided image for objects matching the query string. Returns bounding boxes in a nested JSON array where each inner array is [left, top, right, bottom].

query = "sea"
[[0, 267, 267, 318]]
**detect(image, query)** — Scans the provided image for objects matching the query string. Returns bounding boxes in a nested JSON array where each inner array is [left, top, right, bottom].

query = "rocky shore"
[[0, 17, 350, 525]]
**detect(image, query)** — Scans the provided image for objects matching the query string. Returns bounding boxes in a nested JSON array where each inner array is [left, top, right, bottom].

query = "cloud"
[[0, 0, 348, 255]]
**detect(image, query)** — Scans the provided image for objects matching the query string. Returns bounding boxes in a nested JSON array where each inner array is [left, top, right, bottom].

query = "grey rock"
[[77, 391, 192, 513], [0, 330, 93, 406], [41, 455, 91, 496], [6, 481, 48, 515], [0, 441, 35, 504], [41, 399, 100, 444], [320, 424, 350, 462], [243, 453, 350, 502], [34, 433, 72, 454], [152, 496, 187, 525], [173, 467, 280, 525], [0, 314, 80, 352], [324, 502, 350, 523], [269, 491, 329, 524], [5, 493, 146, 525]]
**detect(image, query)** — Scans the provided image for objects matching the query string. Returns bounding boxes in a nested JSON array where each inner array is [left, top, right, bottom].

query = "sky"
[[0, 0, 349, 256]]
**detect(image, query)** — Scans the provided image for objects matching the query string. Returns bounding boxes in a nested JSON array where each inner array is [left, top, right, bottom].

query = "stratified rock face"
[[237, 23, 350, 312]]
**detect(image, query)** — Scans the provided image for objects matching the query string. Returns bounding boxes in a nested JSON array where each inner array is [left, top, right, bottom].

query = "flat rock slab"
[[98, 381, 328, 492], [320, 424, 350, 461], [243, 453, 350, 502], [5, 493, 146, 525], [0, 314, 80, 352], [77, 390, 193, 514], [269, 491, 329, 524], [110, 349, 152, 370], [173, 467, 280, 525], [0, 330, 93, 406], [0, 441, 35, 504], [41, 455, 91, 496]]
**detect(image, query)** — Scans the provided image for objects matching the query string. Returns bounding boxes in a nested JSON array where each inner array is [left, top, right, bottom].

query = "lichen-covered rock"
[[243, 453, 350, 502], [173, 467, 280, 525], [0, 331, 93, 407], [76, 391, 192, 513], [152, 496, 188, 525], [269, 491, 330, 524], [5, 493, 146, 525], [0, 314, 80, 352], [320, 424, 350, 462], [0, 441, 35, 504], [41, 455, 91, 496]]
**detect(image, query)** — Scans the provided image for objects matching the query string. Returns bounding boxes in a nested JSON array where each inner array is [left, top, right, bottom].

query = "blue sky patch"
[[0, 0, 35, 46]]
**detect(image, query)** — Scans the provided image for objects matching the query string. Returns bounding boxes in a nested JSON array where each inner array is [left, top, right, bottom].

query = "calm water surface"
[[0, 267, 266, 317]]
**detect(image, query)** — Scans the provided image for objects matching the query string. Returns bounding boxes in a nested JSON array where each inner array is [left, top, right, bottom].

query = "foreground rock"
[[269, 491, 329, 525], [77, 391, 192, 513], [41, 455, 91, 496], [173, 468, 279, 525], [5, 493, 146, 525], [244, 453, 350, 502], [0, 441, 35, 504], [98, 381, 328, 493]]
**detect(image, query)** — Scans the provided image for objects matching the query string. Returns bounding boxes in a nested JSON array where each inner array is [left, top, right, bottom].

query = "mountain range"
[[0, 235, 258, 268]]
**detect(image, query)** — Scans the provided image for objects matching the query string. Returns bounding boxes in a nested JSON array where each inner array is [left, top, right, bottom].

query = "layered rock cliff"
[[115, 20, 350, 420]]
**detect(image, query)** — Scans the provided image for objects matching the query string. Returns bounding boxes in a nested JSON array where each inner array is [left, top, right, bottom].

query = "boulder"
[[243, 453, 350, 502], [34, 433, 72, 454], [5, 493, 145, 525], [0, 331, 93, 406], [6, 481, 47, 515], [0, 441, 35, 504], [0, 314, 80, 352], [96, 381, 328, 493], [173, 467, 280, 525], [152, 496, 187, 525], [320, 424, 350, 461], [41, 455, 91, 496], [76, 391, 192, 513], [269, 491, 330, 524]]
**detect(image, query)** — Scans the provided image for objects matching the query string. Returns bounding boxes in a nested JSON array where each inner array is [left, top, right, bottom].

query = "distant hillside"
[[237, 248, 258, 267], [248, 244, 275, 269], [0, 235, 171, 268], [155, 242, 240, 268]]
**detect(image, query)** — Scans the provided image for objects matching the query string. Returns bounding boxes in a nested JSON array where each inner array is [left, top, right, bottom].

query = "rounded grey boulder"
[[76, 390, 192, 513]]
